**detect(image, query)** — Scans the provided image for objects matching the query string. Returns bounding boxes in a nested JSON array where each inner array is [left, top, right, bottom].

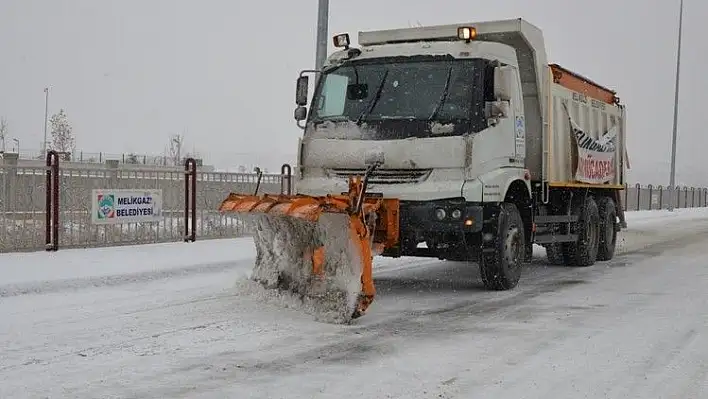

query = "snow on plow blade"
[[218, 173, 399, 323]]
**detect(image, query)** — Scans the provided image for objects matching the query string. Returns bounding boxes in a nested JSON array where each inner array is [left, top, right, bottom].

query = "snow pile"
[[307, 120, 379, 140], [232, 212, 364, 324]]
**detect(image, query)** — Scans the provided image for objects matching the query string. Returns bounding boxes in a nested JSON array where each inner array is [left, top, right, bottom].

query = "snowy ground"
[[1, 208, 707, 398]]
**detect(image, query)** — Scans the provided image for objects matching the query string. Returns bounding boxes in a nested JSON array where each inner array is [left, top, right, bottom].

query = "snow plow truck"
[[219, 18, 628, 323]]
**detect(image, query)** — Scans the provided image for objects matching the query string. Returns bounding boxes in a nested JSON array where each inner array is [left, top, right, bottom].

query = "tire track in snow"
[[130, 221, 708, 396]]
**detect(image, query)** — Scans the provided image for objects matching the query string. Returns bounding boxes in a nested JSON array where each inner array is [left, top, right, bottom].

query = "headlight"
[[435, 208, 446, 220], [451, 209, 462, 219]]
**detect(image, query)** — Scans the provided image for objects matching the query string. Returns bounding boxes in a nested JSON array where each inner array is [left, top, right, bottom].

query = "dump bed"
[[533, 63, 627, 188]]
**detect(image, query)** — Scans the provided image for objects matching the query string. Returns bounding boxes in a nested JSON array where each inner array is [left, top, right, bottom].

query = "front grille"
[[327, 168, 432, 184]]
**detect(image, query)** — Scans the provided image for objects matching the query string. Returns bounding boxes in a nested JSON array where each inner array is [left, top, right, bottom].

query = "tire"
[[565, 195, 600, 267], [596, 196, 617, 261], [479, 202, 526, 290], [545, 243, 567, 265], [524, 242, 533, 262]]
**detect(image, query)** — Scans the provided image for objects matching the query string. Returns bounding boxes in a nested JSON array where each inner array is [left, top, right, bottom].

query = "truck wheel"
[[545, 243, 567, 265], [479, 202, 525, 290], [524, 242, 533, 262], [596, 196, 617, 261], [566, 196, 600, 267]]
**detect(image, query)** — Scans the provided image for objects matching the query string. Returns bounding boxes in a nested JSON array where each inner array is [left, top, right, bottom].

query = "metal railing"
[[0, 151, 704, 254], [1, 152, 293, 253], [622, 183, 708, 211], [6, 148, 204, 167]]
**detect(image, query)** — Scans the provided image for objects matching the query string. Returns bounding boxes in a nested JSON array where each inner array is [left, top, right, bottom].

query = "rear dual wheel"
[[545, 194, 617, 266], [546, 242, 566, 265], [565, 195, 600, 266], [596, 196, 618, 261]]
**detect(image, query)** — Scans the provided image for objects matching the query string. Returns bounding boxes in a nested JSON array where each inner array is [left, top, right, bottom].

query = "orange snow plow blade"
[[218, 170, 399, 323]]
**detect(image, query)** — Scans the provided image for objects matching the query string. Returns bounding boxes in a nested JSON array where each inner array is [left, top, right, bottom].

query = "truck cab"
[[290, 19, 625, 291]]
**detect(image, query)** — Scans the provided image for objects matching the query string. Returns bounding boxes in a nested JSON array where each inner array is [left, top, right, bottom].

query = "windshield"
[[307, 56, 487, 140]]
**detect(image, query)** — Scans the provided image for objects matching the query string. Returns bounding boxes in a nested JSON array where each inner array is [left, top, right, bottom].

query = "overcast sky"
[[1, 0, 706, 185]]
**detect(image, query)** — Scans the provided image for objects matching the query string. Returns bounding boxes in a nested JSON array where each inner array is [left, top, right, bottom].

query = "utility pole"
[[315, 0, 329, 70], [0, 118, 7, 153], [43, 87, 49, 154], [668, 0, 684, 212]]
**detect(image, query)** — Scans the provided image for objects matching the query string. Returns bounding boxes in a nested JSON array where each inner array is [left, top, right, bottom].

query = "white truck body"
[[295, 18, 626, 203], [290, 18, 628, 283]]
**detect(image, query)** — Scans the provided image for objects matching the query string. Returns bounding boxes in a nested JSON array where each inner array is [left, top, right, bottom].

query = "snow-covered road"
[[1, 209, 707, 398]]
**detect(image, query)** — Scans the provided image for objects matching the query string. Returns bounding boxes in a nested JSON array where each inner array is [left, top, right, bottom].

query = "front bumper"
[[399, 198, 484, 234]]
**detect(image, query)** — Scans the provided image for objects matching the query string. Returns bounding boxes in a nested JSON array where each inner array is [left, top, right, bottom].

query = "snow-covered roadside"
[[0, 239, 254, 287]]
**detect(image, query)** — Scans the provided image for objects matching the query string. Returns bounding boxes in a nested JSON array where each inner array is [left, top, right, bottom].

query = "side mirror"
[[296, 76, 309, 106], [294, 106, 307, 122], [493, 65, 515, 102]]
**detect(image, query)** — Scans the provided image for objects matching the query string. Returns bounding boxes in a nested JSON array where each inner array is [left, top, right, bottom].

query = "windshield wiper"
[[356, 70, 389, 125], [428, 67, 452, 121]]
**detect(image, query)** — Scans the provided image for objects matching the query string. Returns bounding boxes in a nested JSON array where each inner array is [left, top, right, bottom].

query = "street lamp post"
[[43, 87, 49, 155], [668, 0, 684, 212], [12, 138, 19, 155], [315, 0, 329, 70]]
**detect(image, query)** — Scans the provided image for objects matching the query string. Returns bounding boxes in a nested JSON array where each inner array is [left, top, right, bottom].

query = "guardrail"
[[0, 151, 703, 253]]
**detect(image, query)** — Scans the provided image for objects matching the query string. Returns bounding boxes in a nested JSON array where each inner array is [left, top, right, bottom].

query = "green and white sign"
[[91, 189, 163, 224]]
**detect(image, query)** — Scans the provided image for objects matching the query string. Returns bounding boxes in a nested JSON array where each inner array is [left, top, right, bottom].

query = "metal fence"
[[9, 148, 205, 167], [0, 152, 705, 254], [622, 183, 708, 211], [1, 153, 292, 253]]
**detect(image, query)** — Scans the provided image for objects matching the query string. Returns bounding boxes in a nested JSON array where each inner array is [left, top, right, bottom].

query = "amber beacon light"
[[457, 26, 477, 42]]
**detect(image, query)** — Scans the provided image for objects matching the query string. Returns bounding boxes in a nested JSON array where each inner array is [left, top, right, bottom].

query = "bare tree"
[[48, 109, 76, 155], [0, 117, 7, 153]]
